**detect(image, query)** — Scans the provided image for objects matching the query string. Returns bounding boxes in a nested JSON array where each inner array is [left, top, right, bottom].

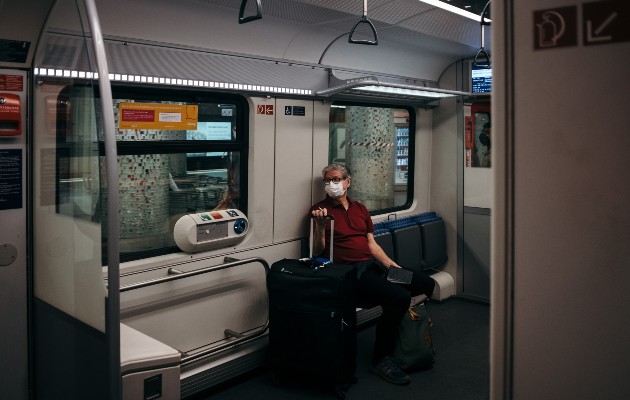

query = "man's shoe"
[[370, 357, 410, 385]]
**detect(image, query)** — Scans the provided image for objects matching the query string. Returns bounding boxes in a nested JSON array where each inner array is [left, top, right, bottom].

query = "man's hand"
[[311, 207, 328, 227]]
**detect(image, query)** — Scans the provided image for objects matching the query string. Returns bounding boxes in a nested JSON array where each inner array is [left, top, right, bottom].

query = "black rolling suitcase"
[[267, 216, 357, 398]]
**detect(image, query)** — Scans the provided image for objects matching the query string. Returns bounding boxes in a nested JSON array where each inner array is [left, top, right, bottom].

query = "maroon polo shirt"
[[310, 196, 375, 265]]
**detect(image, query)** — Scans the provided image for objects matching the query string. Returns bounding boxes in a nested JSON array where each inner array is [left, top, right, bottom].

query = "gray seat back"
[[391, 225, 423, 273], [419, 219, 447, 269]]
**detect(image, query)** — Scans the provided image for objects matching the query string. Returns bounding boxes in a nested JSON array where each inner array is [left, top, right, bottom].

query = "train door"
[[462, 99, 492, 301]]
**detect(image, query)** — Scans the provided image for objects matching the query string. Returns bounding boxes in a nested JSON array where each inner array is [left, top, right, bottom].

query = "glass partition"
[[32, 1, 114, 398], [34, 50, 106, 331]]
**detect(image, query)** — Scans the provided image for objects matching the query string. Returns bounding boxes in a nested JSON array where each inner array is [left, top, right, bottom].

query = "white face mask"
[[325, 181, 346, 198]]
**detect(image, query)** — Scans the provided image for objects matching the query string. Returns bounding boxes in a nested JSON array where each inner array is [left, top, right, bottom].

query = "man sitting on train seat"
[[310, 163, 436, 386]]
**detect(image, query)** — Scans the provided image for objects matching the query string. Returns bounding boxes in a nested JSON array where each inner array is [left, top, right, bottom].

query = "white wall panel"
[[273, 99, 314, 242], [245, 97, 277, 247]]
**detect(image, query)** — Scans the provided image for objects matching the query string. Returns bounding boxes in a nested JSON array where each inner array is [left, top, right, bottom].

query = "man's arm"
[[367, 232, 400, 269]]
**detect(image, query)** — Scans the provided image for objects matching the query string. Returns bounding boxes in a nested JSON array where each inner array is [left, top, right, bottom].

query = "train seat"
[[391, 224, 425, 273], [378, 213, 453, 301], [419, 219, 448, 270], [373, 228, 394, 259], [376, 212, 447, 272], [120, 323, 181, 400], [354, 213, 451, 319]]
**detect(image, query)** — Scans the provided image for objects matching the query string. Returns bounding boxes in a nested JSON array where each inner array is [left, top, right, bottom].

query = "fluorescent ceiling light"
[[34, 68, 313, 96], [417, 0, 489, 22], [316, 78, 469, 99], [353, 85, 461, 98]]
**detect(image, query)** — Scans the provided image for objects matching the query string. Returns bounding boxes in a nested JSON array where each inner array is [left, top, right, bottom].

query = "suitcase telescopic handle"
[[309, 214, 334, 262]]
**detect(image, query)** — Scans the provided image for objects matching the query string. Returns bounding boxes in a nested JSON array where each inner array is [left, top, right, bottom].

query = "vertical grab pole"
[[83, 1, 120, 399]]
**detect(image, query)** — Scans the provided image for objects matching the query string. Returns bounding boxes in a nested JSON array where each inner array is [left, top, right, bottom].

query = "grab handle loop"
[[473, 1, 491, 68], [474, 47, 491, 68], [239, 0, 262, 24], [348, 0, 378, 45]]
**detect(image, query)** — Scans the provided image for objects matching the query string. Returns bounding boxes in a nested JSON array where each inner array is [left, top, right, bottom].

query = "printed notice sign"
[[0, 74, 24, 91], [256, 104, 274, 115], [0, 149, 22, 210], [533, 6, 578, 50], [119, 102, 198, 130]]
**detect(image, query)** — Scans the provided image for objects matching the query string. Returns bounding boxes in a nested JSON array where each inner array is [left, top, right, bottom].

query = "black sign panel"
[[292, 106, 305, 116], [0, 40, 31, 63], [284, 106, 306, 116], [583, 0, 630, 46], [0, 149, 22, 210]]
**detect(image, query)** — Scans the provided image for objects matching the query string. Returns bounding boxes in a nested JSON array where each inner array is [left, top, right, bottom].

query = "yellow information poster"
[[119, 102, 198, 130]]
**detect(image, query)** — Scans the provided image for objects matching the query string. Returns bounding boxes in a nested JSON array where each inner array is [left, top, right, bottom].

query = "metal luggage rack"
[[118, 256, 270, 366]]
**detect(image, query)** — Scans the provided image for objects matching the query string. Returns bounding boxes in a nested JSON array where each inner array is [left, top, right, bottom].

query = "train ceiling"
[[36, 0, 488, 103], [197, 0, 491, 51]]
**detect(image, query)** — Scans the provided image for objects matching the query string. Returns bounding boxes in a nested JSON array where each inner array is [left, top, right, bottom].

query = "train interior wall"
[[8, 0, 629, 399], [2, 0, 481, 398]]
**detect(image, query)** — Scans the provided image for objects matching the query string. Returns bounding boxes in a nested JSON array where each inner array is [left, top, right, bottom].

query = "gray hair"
[[322, 163, 352, 179]]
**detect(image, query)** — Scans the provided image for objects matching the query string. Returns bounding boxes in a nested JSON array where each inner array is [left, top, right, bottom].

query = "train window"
[[329, 104, 413, 213], [469, 103, 491, 168], [55, 86, 248, 262]]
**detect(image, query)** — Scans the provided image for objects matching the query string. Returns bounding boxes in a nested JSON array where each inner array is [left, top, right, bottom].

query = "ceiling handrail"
[[239, 0, 262, 24], [349, 0, 378, 45], [473, 1, 491, 68]]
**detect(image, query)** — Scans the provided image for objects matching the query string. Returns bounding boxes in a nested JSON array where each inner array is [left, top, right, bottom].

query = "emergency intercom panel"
[[174, 209, 248, 253], [0, 93, 21, 136]]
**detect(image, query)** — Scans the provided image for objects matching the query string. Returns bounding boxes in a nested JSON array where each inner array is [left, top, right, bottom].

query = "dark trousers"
[[355, 261, 436, 364]]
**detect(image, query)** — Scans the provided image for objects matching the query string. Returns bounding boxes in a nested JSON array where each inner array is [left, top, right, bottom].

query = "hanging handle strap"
[[349, 0, 378, 45], [239, 0, 262, 24], [473, 47, 491, 68], [473, 1, 491, 68], [473, 26, 491, 67]]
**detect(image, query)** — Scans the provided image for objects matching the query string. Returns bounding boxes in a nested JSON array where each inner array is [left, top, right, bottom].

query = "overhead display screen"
[[471, 64, 492, 94]]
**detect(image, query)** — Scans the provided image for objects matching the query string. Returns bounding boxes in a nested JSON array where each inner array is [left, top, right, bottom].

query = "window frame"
[[106, 85, 250, 262], [329, 101, 416, 216]]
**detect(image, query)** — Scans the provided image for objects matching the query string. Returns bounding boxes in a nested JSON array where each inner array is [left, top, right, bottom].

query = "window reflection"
[[55, 88, 246, 261]]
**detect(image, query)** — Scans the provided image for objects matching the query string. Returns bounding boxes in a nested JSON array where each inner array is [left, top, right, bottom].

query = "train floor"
[[189, 298, 489, 400]]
